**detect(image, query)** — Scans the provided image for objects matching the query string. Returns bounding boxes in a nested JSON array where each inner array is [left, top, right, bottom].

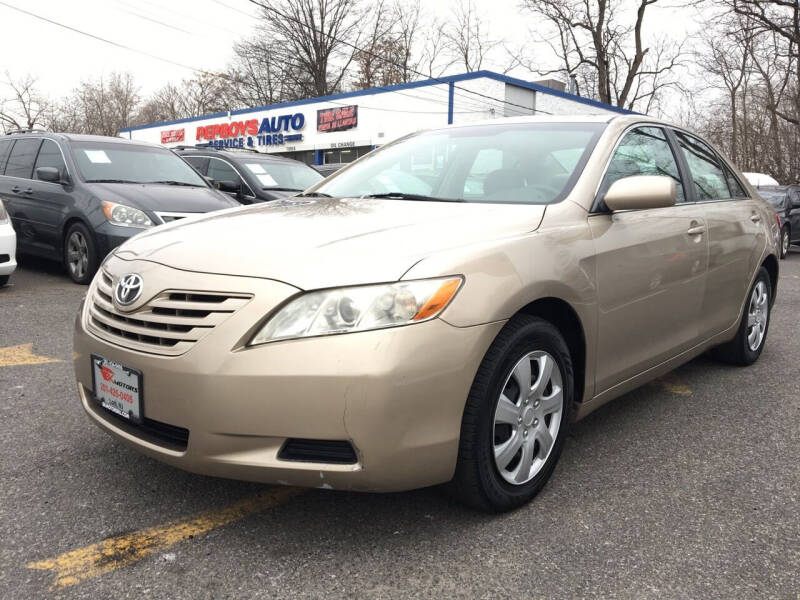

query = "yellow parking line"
[[0, 343, 61, 367], [27, 487, 304, 589]]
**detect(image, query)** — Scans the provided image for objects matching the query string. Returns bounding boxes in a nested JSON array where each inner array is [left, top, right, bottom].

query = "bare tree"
[[726, 0, 799, 126], [520, 0, 684, 112], [443, 0, 499, 72], [0, 73, 49, 132], [73, 72, 140, 136], [255, 0, 362, 97]]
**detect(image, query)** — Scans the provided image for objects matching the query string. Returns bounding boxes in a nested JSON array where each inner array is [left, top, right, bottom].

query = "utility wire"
[[0, 0, 231, 80]]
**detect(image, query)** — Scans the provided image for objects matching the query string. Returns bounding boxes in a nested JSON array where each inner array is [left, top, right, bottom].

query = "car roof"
[[3, 131, 164, 148], [174, 147, 306, 165]]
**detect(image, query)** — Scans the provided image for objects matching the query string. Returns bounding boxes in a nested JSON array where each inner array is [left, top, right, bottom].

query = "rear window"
[[5, 138, 42, 179]]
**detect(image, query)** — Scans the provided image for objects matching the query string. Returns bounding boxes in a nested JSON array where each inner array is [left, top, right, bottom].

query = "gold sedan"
[[73, 115, 779, 511]]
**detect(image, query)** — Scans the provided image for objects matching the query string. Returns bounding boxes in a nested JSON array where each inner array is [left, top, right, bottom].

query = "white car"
[[743, 172, 780, 187], [0, 199, 16, 287]]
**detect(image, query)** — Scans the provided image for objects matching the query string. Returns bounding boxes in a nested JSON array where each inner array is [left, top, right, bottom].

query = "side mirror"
[[216, 180, 241, 194], [604, 175, 677, 211], [36, 166, 62, 184]]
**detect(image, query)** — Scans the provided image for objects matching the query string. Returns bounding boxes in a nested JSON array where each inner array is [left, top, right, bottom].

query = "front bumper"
[[74, 261, 503, 492], [93, 222, 146, 258], [0, 223, 17, 276]]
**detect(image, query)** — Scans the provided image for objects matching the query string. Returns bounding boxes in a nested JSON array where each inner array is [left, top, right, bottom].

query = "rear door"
[[590, 125, 709, 393], [1, 137, 42, 252], [671, 130, 763, 339]]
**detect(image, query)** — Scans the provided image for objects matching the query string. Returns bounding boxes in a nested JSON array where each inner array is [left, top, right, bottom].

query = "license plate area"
[[91, 354, 143, 424]]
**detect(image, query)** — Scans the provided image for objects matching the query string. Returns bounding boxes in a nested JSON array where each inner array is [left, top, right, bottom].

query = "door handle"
[[11, 185, 21, 193], [687, 224, 705, 235], [22, 188, 33, 195], [750, 214, 761, 223]]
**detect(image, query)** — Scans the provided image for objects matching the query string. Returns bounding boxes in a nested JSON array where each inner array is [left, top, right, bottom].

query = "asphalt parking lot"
[[1, 252, 798, 600]]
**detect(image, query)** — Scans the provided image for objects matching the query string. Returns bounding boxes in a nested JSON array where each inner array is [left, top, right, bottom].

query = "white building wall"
[[123, 74, 620, 158]]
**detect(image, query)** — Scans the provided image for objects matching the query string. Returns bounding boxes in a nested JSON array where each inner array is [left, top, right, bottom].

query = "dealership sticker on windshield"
[[245, 163, 266, 174], [91, 355, 143, 423], [83, 150, 112, 164]]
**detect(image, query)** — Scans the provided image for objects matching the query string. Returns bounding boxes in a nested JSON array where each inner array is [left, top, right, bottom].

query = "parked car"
[[175, 146, 323, 203], [74, 115, 779, 512], [0, 199, 16, 287], [0, 131, 238, 284], [759, 184, 800, 258], [314, 162, 348, 178], [743, 172, 780, 187]]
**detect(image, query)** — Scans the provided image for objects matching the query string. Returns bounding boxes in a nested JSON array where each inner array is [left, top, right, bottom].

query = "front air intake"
[[278, 439, 358, 464]]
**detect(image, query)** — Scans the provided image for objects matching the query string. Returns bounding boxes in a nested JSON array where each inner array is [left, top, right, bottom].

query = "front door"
[[590, 126, 708, 393]]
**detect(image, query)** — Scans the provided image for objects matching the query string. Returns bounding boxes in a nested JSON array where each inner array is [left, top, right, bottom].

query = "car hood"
[[115, 197, 546, 289], [89, 183, 239, 213]]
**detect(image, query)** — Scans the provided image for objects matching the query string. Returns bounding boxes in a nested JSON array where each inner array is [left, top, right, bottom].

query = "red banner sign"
[[160, 128, 185, 144], [317, 105, 358, 133]]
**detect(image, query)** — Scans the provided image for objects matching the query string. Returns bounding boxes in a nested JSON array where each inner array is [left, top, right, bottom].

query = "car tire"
[[0, 275, 8, 287], [780, 226, 790, 259], [64, 222, 98, 285], [446, 315, 573, 512], [710, 266, 771, 366]]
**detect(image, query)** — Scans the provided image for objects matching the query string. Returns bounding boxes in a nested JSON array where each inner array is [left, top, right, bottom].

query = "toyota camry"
[[73, 115, 779, 512]]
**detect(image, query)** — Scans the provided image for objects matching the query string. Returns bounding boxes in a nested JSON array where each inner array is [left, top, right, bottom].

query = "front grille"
[[90, 394, 189, 451], [0, 254, 8, 264], [87, 270, 251, 356], [155, 211, 198, 224], [278, 439, 358, 464]]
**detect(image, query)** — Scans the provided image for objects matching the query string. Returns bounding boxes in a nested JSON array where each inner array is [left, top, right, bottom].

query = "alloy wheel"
[[493, 350, 563, 485], [746, 280, 769, 352], [67, 231, 89, 280], [782, 229, 790, 256]]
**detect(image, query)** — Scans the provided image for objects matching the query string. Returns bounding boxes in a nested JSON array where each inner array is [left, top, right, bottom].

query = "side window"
[[724, 168, 748, 198], [207, 158, 242, 186], [601, 126, 685, 203], [183, 156, 209, 175], [34, 140, 67, 180], [792, 190, 800, 207], [5, 138, 42, 179], [675, 132, 731, 201], [0, 139, 13, 174]]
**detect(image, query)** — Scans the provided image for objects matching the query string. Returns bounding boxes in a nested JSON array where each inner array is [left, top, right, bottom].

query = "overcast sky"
[[0, 0, 705, 115]]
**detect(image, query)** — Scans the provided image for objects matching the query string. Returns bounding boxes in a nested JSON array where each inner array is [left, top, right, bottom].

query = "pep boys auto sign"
[[196, 112, 305, 149]]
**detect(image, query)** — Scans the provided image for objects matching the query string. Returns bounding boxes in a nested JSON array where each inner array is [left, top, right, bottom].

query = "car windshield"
[[313, 122, 605, 204], [241, 159, 322, 190], [72, 142, 207, 186], [759, 189, 787, 207]]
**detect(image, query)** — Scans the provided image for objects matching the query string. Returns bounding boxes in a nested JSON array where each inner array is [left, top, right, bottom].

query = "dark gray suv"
[[0, 131, 238, 283], [175, 146, 323, 204]]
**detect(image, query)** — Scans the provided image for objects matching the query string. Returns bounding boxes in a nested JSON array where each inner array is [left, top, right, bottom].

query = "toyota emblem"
[[115, 273, 143, 306]]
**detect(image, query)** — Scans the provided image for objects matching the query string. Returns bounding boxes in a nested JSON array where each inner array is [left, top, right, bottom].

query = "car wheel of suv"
[[447, 315, 573, 512], [710, 266, 771, 366], [780, 226, 790, 259], [64, 222, 98, 284]]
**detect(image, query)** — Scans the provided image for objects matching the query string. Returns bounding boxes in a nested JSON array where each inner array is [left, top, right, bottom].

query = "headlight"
[[250, 276, 463, 345], [0, 200, 8, 224], [102, 201, 153, 228]]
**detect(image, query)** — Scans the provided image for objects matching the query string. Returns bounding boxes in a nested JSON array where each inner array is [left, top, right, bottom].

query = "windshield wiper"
[[362, 192, 466, 203], [85, 179, 139, 184], [295, 191, 332, 198], [146, 180, 203, 187], [264, 187, 302, 192]]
